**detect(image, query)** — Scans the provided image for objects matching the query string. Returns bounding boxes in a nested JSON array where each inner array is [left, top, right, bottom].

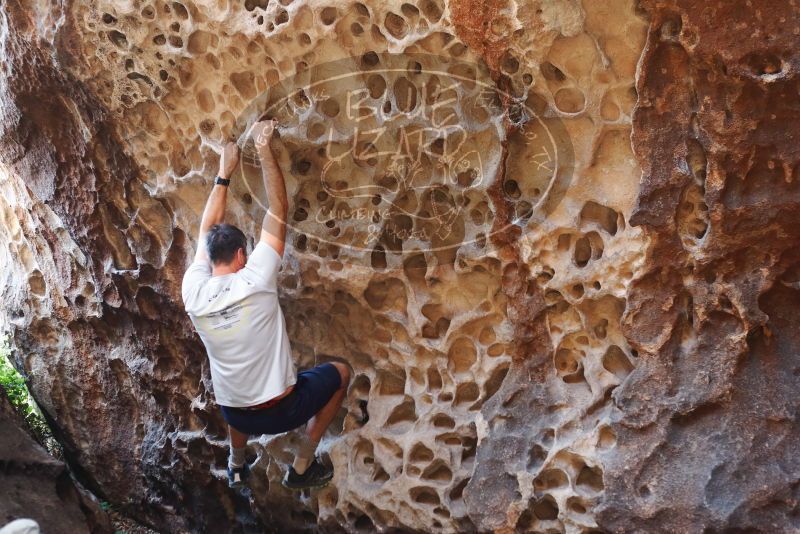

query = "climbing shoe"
[[281, 458, 334, 490], [227, 462, 251, 488]]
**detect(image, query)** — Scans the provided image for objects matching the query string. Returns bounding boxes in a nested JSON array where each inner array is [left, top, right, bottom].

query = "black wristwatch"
[[214, 175, 230, 186]]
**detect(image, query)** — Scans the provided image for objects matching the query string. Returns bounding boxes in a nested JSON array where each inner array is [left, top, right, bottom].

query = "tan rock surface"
[[0, 0, 797, 532]]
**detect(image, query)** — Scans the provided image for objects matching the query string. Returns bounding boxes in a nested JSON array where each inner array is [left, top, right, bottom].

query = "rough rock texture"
[[0, 0, 798, 533], [596, 1, 800, 531], [0, 387, 112, 534]]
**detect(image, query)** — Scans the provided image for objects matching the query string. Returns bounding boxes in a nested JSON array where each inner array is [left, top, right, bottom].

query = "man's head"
[[206, 223, 247, 272]]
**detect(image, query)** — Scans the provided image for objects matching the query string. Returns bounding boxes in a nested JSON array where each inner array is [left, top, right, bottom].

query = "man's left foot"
[[228, 462, 251, 488]]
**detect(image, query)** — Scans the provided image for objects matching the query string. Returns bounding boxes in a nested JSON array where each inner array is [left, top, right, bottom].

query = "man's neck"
[[212, 263, 238, 277]]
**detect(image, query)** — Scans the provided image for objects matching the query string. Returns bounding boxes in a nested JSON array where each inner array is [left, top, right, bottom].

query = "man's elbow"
[[268, 200, 288, 222]]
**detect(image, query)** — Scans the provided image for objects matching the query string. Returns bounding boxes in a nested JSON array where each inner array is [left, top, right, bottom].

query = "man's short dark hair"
[[206, 224, 247, 264]]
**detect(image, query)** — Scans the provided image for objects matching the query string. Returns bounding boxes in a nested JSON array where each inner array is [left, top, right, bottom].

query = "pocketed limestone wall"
[[0, 0, 797, 532]]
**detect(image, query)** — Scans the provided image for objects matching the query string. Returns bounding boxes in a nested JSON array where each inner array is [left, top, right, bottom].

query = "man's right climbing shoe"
[[281, 458, 334, 490], [227, 462, 251, 488]]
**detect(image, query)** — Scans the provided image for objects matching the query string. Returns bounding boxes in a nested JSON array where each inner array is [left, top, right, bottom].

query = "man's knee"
[[331, 362, 350, 389]]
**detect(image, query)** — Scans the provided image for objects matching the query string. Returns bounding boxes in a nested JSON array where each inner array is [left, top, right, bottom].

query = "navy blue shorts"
[[219, 363, 342, 435]]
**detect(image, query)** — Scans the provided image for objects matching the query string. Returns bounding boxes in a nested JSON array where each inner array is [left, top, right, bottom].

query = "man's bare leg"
[[228, 424, 248, 476], [306, 362, 351, 441], [230, 425, 248, 448], [292, 362, 350, 476]]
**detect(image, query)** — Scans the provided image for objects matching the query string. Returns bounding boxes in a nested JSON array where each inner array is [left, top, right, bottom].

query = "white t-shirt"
[[181, 241, 296, 407]]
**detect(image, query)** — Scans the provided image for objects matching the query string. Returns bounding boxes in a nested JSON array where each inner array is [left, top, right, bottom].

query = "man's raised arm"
[[194, 142, 240, 263], [250, 119, 288, 257]]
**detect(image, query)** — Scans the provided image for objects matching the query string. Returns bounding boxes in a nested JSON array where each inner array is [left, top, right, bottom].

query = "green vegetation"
[[0, 336, 62, 457]]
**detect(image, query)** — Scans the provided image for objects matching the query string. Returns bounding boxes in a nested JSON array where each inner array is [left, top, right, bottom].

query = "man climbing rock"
[[181, 119, 350, 491]]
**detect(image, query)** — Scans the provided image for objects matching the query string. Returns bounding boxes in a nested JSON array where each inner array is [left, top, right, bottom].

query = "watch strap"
[[214, 176, 230, 186]]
